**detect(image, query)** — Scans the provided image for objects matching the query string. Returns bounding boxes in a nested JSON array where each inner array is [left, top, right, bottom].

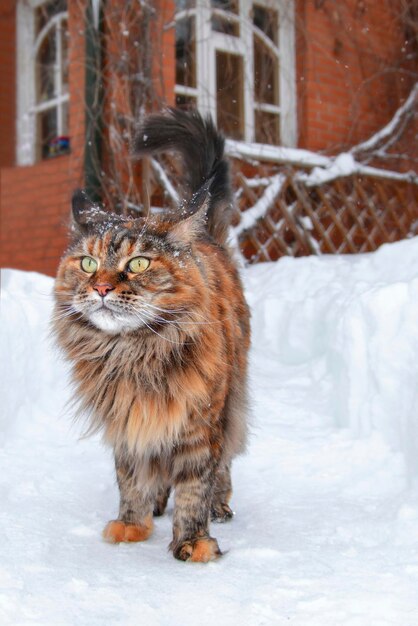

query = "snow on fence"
[[142, 147, 417, 264], [232, 163, 418, 263], [141, 125, 417, 264], [141, 85, 417, 262], [228, 84, 418, 262]]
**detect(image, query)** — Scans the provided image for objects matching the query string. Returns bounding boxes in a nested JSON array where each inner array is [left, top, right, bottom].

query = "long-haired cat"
[[53, 109, 250, 562]]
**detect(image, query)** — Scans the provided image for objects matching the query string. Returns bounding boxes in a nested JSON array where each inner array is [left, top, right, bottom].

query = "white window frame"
[[174, 0, 296, 146], [16, 0, 69, 165]]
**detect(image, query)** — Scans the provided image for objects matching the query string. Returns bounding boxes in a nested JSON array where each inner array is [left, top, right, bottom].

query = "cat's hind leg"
[[211, 463, 234, 522], [153, 485, 171, 517]]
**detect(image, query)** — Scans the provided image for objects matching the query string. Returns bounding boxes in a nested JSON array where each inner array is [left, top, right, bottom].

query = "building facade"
[[0, 0, 415, 275]]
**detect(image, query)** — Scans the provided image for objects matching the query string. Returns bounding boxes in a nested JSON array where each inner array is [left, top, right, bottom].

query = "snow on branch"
[[226, 139, 331, 169], [351, 82, 418, 157], [226, 83, 418, 191], [298, 154, 418, 187], [156, 89, 417, 244], [229, 147, 417, 194], [227, 84, 418, 191], [150, 158, 180, 207]]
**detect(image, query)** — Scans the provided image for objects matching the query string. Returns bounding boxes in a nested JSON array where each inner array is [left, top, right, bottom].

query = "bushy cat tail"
[[133, 108, 233, 246]]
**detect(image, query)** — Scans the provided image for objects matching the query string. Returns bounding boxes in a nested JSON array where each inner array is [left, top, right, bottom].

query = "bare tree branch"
[[351, 82, 418, 159]]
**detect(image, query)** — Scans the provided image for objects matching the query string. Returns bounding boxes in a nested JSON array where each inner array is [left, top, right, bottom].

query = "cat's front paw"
[[172, 537, 222, 562], [102, 516, 153, 543]]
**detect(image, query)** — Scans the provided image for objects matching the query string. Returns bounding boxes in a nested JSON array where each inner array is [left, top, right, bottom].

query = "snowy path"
[[1, 241, 418, 625]]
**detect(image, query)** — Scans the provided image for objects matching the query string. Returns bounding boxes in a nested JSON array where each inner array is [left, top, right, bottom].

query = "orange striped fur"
[[53, 110, 250, 562]]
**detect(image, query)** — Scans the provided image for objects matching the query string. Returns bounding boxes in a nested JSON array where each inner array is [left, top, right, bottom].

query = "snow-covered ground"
[[1, 238, 418, 625]]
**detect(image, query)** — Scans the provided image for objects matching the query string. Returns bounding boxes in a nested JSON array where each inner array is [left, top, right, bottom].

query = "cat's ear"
[[167, 179, 211, 245], [71, 189, 106, 233]]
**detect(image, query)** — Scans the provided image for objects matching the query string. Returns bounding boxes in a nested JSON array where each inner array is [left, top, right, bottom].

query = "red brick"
[[1, 0, 415, 275]]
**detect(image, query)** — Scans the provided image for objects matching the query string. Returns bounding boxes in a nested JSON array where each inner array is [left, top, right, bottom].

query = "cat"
[[53, 109, 250, 562]]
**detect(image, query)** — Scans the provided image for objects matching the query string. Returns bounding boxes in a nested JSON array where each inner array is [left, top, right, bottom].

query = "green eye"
[[127, 257, 150, 273], [81, 256, 98, 273]]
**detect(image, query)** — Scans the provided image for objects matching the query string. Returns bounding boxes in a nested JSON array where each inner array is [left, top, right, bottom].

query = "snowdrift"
[[1, 238, 418, 478], [1, 238, 418, 625], [245, 237, 418, 482]]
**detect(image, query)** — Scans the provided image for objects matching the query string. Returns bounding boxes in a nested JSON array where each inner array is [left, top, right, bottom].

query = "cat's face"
[[55, 211, 205, 335]]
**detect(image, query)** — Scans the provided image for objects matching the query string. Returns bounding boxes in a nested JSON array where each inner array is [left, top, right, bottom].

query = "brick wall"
[[0, 1, 85, 276], [1, 157, 73, 275], [0, 0, 176, 277], [296, 0, 414, 152], [0, 1, 16, 168], [0, 1, 414, 277], [152, 0, 176, 107]]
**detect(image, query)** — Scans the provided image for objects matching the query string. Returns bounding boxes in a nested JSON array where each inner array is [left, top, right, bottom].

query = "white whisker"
[[140, 302, 187, 314], [130, 310, 186, 344], [140, 304, 219, 326]]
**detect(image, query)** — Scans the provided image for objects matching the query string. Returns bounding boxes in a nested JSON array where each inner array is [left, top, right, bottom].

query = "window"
[[17, 0, 69, 165], [174, 0, 296, 146]]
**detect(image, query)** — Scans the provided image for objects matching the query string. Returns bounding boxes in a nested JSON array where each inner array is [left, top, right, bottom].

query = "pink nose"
[[93, 283, 114, 297]]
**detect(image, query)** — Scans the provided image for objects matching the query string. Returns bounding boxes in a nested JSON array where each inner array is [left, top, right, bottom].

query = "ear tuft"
[[72, 189, 94, 226], [71, 189, 108, 232]]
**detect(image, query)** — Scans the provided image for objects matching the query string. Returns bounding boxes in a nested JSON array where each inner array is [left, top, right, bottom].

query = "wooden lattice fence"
[[233, 166, 418, 263], [143, 154, 418, 263]]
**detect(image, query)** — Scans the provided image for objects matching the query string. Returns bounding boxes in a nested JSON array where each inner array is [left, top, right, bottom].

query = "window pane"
[[36, 0, 67, 34], [253, 4, 278, 45], [211, 0, 239, 37], [176, 0, 195, 9], [37, 28, 56, 102], [38, 108, 57, 159], [254, 39, 279, 105], [61, 101, 69, 135], [61, 19, 69, 93], [216, 51, 244, 140], [255, 110, 280, 145], [38, 106, 70, 159], [175, 94, 197, 110], [253, 5, 279, 107], [176, 17, 196, 88]]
